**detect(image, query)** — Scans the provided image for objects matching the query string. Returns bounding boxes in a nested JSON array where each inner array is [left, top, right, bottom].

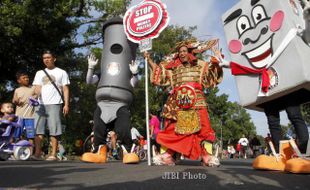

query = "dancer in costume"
[[144, 39, 224, 166]]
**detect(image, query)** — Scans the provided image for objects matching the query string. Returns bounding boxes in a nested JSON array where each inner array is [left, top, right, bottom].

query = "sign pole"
[[144, 56, 151, 166], [140, 38, 152, 165], [124, 0, 169, 166]]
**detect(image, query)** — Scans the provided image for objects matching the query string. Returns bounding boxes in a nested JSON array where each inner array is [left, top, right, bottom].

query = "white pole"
[[145, 57, 151, 166]]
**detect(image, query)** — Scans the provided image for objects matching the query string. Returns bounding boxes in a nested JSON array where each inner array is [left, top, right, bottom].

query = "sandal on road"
[[46, 155, 57, 161], [30, 155, 44, 161]]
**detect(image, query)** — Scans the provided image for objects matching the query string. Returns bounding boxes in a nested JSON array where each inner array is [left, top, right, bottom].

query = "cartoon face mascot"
[[222, 0, 310, 173], [81, 17, 140, 164]]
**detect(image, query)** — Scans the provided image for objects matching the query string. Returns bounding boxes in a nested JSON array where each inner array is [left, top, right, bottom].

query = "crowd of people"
[[225, 135, 264, 159]]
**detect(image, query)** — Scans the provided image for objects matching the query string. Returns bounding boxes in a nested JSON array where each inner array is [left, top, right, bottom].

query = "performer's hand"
[[129, 60, 139, 75], [143, 51, 157, 70], [219, 59, 231, 68], [211, 47, 223, 62], [211, 47, 230, 68], [87, 54, 98, 69], [143, 51, 150, 59]]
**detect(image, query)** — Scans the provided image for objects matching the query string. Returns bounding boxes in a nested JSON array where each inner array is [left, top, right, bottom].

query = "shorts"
[[34, 104, 62, 136]]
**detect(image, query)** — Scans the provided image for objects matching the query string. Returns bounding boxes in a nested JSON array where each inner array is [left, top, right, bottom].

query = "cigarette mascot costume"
[[81, 17, 140, 164], [221, 0, 310, 173]]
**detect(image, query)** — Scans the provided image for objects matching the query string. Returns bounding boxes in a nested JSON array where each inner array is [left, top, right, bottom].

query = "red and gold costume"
[[150, 41, 223, 160]]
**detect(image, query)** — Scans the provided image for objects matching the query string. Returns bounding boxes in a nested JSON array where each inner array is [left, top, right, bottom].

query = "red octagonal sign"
[[124, 0, 169, 43]]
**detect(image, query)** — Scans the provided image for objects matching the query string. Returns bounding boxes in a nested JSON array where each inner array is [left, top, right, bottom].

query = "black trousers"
[[264, 100, 309, 153], [93, 106, 132, 152]]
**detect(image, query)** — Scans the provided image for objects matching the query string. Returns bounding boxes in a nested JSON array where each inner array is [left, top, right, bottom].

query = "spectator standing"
[[12, 70, 36, 117], [12, 70, 36, 151], [131, 126, 143, 146], [227, 144, 236, 159], [149, 112, 160, 153], [238, 135, 249, 159], [32, 50, 70, 161], [236, 143, 241, 158]]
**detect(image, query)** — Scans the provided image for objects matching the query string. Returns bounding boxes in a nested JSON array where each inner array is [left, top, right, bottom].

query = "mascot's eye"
[[237, 16, 251, 37], [256, 14, 262, 20], [252, 5, 267, 25], [110, 44, 123, 54], [241, 24, 246, 30]]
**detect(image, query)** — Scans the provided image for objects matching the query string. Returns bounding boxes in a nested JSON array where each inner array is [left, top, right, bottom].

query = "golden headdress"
[[173, 38, 219, 54], [165, 38, 221, 69]]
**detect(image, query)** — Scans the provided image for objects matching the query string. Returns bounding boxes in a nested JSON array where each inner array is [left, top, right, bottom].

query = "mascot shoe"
[[253, 141, 295, 171], [123, 153, 139, 164], [285, 158, 310, 174], [252, 155, 287, 171], [80, 145, 107, 163]]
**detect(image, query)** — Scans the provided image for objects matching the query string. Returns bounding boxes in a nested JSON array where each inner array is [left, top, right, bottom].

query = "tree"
[[207, 87, 256, 146], [302, 102, 310, 125], [0, 0, 130, 99]]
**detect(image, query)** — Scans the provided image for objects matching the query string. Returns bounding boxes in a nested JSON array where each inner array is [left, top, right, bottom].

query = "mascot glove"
[[219, 59, 231, 68], [130, 60, 139, 75], [211, 47, 230, 68], [88, 54, 98, 69]]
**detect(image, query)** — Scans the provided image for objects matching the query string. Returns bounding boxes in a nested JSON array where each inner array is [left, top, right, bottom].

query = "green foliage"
[[93, 0, 129, 17], [256, 135, 266, 147], [302, 102, 310, 125], [207, 88, 256, 146], [131, 77, 166, 134], [151, 25, 197, 56]]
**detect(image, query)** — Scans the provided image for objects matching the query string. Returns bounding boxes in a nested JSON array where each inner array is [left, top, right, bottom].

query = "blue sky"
[[129, 0, 291, 136]]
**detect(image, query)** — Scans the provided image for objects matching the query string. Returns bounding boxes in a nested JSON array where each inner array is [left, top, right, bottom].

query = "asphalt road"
[[0, 159, 309, 190]]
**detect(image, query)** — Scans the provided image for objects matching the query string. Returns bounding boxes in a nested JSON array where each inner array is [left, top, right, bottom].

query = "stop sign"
[[124, 0, 169, 43]]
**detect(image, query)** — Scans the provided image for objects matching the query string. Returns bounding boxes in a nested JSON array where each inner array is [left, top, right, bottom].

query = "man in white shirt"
[[238, 135, 249, 159], [32, 50, 70, 161], [131, 126, 143, 145]]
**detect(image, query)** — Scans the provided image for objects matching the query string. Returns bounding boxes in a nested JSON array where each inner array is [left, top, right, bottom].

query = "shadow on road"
[[0, 159, 309, 190], [0, 161, 103, 189]]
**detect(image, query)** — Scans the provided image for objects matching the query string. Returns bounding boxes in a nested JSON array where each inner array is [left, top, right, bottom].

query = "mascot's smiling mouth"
[[243, 34, 274, 69]]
